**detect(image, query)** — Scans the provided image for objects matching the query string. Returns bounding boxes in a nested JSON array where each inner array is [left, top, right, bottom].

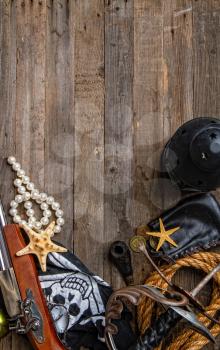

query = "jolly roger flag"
[[38, 250, 136, 350]]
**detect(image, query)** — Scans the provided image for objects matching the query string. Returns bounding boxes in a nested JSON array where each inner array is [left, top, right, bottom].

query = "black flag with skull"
[[38, 250, 136, 350]]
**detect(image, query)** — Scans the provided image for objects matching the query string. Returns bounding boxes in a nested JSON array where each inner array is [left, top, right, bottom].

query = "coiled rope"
[[137, 252, 220, 350]]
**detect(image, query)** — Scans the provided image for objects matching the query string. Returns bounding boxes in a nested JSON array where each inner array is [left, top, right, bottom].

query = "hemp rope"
[[137, 252, 220, 350]]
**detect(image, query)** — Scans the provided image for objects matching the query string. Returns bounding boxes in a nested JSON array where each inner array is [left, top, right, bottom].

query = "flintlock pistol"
[[0, 200, 65, 350]]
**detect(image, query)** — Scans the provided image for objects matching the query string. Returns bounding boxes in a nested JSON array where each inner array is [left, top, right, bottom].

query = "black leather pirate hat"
[[161, 117, 220, 191]]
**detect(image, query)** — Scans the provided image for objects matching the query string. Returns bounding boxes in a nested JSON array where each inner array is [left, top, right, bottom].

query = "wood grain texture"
[[0, 1, 18, 348], [193, 1, 220, 348], [73, 0, 105, 275], [133, 0, 164, 284], [45, 0, 74, 249], [104, 0, 133, 288], [193, 0, 220, 117], [0, 0, 219, 349], [15, 0, 46, 184]]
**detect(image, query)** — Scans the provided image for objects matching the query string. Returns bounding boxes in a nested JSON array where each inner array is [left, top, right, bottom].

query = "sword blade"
[[191, 263, 220, 297]]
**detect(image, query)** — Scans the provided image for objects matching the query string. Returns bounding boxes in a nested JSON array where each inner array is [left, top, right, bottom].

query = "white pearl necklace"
[[7, 156, 65, 234]]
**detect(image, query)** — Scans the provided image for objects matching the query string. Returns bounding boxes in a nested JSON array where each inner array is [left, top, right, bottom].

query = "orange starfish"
[[16, 221, 67, 272], [145, 218, 180, 251]]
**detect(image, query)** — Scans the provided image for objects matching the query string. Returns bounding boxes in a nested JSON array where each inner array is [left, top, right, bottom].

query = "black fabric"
[[146, 193, 220, 261], [38, 250, 136, 350]]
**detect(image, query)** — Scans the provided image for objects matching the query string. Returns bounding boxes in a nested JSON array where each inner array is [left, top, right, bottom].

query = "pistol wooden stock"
[[4, 224, 65, 350]]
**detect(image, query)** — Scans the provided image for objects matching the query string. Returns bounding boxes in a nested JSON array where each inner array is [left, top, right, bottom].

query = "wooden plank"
[[0, 0, 47, 349], [13, 1, 47, 349], [0, 2, 17, 349], [193, 0, 220, 117], [73, 0, 105, 276], [193, 1, 220, 348], [0, 0, 16, 159], [45, 0, 74, 250], [133, 0, 164, 284], [15, 0, 46, 185], [0, 0, 17, 212], [161, 1, 200, 346], [104, 0, 134, 288], [162, 0, 193, 271], [163, 0, 193, 136]]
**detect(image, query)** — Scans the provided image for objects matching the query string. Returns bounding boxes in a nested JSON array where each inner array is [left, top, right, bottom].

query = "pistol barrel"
[[0, 200, 12, 270], [0, 200, 7, 228]]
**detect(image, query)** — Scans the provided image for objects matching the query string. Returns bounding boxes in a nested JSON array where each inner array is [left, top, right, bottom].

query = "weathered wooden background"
[[0, 0, 220, 349]]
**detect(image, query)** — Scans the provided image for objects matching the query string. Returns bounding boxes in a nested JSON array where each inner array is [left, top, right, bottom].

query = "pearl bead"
[[40, 193, 47, 202], [55, 209, 64, 218], [35, 221, 42, 230], [52, 202, 60, 210], [43, 210, 52, 217], [14, 179, 22, 187], [13, 215, 21, 223], [31, 189, 39, 199], [12, 162, 21, 171], [15, 195, 23, 203], [18, 186, 26, 194], [22, 175, 30, 184], [23, 192, 31, 201], [26, 209, 35, 217], [46, 196, 54, 205], [40, 202, 48, 210], [8, 156, 16, 165], [9, 208, 17, 216], [17, 169, 25, 177], [54, 225, 61, 233], [57, 218, 64, 226], [27, 182, 35, 191], [41, 217, 49, 226], [24, 201, 32, 209], [10, 200, 18, 208], [21, 220, 27, 225], [8, 157, 65, 235], [28, 217, 36, 225]]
